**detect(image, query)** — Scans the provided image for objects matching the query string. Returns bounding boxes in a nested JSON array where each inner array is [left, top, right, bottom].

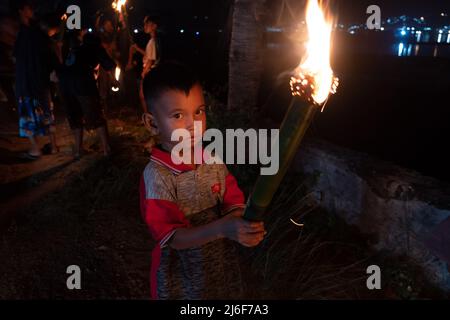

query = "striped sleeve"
[[140, 164, 190, 248], [221, 171, 246, 215]]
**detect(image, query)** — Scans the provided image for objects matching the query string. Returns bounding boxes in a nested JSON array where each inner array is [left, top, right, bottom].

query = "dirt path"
[[0, 105, 446, 299], [0, 110, 154, 299]]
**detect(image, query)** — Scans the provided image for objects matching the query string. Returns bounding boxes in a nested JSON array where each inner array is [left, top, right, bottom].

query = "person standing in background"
[[0, 15, 18, 114], [57, 29, 118, 159], [14, 1, 59, 159], [95, 14, 118, 114], [127, 15, 160, 112]]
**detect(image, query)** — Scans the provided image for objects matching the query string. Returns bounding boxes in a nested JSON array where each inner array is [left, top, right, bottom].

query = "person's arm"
[[95, 12, 102, 31], [141, 39, 156, 78], [169, 209, 265, 250], [133, 44, 146, 56], [140, 170, 265, 252], [141, 59, 154, 78], [221, 171, 246, 215]]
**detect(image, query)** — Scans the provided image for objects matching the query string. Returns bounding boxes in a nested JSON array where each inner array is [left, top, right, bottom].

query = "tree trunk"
[[227, 0, 266, 111]]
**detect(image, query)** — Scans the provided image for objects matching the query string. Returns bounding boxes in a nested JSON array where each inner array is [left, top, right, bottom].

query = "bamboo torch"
[[112, 0, 133, 44], [243, 0, 339, 221]]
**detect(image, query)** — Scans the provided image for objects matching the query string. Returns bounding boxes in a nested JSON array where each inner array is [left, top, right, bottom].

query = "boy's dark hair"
[[142, 61, 200, 112], [14, 0, 34, 12], [39, 13, 60, 31], [144, 15, 158, 26]]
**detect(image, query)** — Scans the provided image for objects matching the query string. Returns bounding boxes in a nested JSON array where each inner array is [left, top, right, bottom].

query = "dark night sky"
[[336, 0, 450, 23], [1, 0, 449, 26]]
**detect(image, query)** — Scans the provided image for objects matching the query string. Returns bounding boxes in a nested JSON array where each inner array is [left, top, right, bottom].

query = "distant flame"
[[291, 0, 338, 106], [112, 67, 121, 92], [61, 14, 67, 21], [112, 0, 127, 13]]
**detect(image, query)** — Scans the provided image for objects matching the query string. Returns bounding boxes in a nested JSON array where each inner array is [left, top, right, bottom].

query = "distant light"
[[195, 31, 200, 36], [133, 29, 139, 34], [411, 27, 415, 31], [407, 44, 412, 56], [438, 33, 443, 43], [406, 27, 410, 30], [380, 27, 385, 31], [439, 30, 443, 34], [401, 30, 407, 36], [398, 42, 404, 56], [204, 16, 209, 20], [180, 29, 184, 33], [218, 29, 222, 33], [441, 13, 446, 17], [420, 17, 425, 21], [350, 30, 355, 35], [88, 28, 93, 33]]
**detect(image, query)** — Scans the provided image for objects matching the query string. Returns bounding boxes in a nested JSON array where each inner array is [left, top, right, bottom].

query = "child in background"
[[140, 62, 266, 299]]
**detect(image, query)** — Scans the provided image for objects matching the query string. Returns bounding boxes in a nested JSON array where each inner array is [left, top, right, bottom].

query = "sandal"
[[20, 152, 41, 160], [42, 143, 60, 155]]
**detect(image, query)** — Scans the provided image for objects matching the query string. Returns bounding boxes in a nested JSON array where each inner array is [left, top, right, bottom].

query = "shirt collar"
[[150, 147, 195, 175]]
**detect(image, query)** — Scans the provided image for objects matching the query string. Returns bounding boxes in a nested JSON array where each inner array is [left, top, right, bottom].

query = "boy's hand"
[[220, 209, 266, 247]]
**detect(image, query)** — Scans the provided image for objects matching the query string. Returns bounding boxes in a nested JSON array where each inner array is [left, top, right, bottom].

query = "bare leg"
[[48, 125, 59, 153], [73, 128, 83, 158], [28, 135, 42, 157], [96, 125, 111, 156], [139, 80, 147, 113]]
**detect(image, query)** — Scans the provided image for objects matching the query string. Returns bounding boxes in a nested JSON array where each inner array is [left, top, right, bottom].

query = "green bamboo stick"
[[243, 97, 317, 221]]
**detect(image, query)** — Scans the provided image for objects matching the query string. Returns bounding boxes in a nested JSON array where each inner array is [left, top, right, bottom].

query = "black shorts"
[[61, 93, 106, 130]]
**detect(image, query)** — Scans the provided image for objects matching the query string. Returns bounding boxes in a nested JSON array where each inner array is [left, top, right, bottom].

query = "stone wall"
[[294, 139, 450, 291]]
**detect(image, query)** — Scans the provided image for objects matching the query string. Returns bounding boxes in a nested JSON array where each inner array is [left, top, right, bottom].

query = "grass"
[[0, 104, 447, 299], [205, 92, 448, 299]]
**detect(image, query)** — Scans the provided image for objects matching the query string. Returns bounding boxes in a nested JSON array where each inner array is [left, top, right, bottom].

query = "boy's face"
[[144, 21, 157, 34], [19, 5, 34, 21], [104, 20, 114, 33], [144, 84, 206, 152]]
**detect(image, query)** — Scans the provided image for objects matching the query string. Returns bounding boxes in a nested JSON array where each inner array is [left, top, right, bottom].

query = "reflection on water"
[[396, 42, 450, 57]]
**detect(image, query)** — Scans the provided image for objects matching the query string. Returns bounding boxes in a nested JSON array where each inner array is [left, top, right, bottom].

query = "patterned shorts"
[[18, 93, 55, 138]]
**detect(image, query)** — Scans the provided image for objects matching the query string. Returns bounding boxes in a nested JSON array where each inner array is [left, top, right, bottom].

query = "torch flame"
[[112, 67, 121, 92], [115, 67, 121, 80], [291, 0, 338, 106], [112, 0, 127, 13]]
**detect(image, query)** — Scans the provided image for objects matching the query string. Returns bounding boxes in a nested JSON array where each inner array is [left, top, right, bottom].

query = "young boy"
[[140, 62, 266, 300]]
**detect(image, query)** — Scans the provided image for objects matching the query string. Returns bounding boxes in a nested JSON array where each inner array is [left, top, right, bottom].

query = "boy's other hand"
[[220, 209, 266, 247]]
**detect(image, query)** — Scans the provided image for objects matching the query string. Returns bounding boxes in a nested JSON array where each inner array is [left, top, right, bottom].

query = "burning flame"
[[61, 14, 67, 21], [112, 0, 127, 13], [112, 67, 121, 92], [290, 0, 338, 106]]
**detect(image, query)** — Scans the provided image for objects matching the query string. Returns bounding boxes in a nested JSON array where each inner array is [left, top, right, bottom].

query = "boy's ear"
[[142, 112, 159, 136]]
